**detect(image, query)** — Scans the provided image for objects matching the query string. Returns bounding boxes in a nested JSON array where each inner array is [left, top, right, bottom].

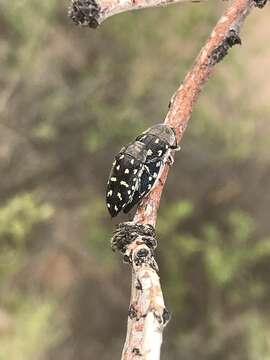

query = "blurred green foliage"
[[0, 298, 63, 360], [82, 197, 117, 269], [0, 193, 53, 245], [0, 0, 270, 359], [0, 193, 53, 278]]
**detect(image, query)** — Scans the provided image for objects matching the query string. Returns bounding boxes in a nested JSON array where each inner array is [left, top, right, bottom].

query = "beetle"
[[106, 124, 178, 217]]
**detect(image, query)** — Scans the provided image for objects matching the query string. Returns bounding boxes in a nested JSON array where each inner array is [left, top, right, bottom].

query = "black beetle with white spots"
[[106, 124, 178, 217]]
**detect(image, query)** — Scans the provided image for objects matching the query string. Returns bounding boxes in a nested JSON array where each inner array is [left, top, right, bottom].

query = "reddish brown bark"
[[134, 0, 256, 227]]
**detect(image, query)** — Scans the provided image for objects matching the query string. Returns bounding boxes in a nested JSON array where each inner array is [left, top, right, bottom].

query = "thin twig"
[[68, 0, 207, 28]]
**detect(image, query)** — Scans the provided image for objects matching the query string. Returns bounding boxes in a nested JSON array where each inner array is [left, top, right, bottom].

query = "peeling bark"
[[111, 223, 169, 360]]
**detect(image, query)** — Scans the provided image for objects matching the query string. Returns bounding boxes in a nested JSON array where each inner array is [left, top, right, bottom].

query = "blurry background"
[[0, 1, 270, 359]]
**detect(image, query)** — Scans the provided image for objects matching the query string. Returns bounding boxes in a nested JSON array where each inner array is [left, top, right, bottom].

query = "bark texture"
[[112, 222, 169, 360]]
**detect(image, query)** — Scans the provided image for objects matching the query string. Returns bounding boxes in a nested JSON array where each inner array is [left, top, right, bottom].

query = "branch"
[[134, 0, 267, 227], [68, 0, 207, 28], [111, 0, 267, 359], [112, 223, 170, 360]]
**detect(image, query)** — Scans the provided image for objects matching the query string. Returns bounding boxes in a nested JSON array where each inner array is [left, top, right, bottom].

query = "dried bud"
[[254, 0, 267, 8], [68, 0, 101, 28]]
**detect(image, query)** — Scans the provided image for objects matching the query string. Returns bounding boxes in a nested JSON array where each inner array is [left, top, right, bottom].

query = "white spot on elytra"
[[117, 192, 122, 201], [110, 177, 117, 182], [107, 203, 111, 208], [128, 190, 131, 195], [149, 176, 152, 181], [120, 181, 129, 188], [125, 169, 129, 174], [119, 155, 124, 159], [156, 162, 161, 167], [107, 190, 113, 197], [116, 165, 120, 171], [148, 184, 151, 189], [153, 173, 158, 178], [147, 149, 153, 156], [158, 150, 163, 156], [131, 159, 135, 165], [133, 169, 138, 174], [155, 138, 159, 144], [114, 205, 118, 211]]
